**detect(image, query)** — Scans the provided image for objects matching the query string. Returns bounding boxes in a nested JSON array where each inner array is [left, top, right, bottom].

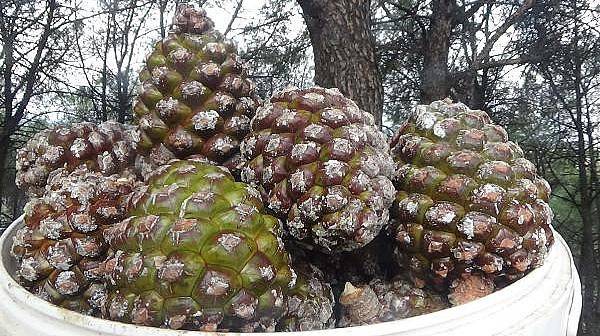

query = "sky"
[[68, 0, 305, 88], [48, 0, 571, 123], [46, 0, 306, 121]]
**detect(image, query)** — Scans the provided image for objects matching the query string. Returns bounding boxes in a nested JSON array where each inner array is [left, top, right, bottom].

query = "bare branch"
[[472, 0, 535, 68], [224, 0, 244, 37]]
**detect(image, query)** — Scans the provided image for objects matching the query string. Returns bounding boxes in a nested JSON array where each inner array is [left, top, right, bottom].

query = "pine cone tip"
[[172, 3, 214, 34]]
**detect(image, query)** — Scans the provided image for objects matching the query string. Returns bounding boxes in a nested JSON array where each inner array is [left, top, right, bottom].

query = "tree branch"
[[224, 0, 244, 37], [472, 0, 535, 68]]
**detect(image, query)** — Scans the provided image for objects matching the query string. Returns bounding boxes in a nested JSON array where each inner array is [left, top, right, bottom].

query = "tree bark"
[[297, 0, 384, 125], [421, 0, 455, 103]]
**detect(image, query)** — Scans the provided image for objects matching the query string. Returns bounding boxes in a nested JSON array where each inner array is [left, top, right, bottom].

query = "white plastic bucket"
[[0, 216, 581, 336]]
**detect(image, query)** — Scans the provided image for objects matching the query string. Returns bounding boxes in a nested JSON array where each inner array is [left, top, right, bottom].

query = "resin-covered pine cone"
[[338, 277, 448, 327], [11, 167, 139, 315], [389, 99, 554, 303], [100, 160, 296, 332], [134, 4, 260, 178], [16, 121, 140, 196], [241, 87, 395, 253], [277, 261, 335, 331]]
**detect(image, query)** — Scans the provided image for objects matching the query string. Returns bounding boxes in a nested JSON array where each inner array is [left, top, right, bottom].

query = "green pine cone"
[[101, 160, 296, 332], [134, 4, 260, 178], [389, 99, 554, 303]]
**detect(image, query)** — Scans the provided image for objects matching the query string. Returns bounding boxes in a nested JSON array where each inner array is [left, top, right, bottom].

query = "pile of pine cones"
[[9, 4, 554, 333]]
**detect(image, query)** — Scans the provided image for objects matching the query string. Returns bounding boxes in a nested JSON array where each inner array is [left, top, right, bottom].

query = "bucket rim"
[[0, 215, 579, 335]]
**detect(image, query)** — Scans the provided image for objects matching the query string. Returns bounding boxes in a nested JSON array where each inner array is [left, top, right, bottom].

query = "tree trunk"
[[585, 87, 600, 316], [580, 197, 595, 332], [573, 56, 595, 335], [421, 0, 455, 103], [11, 188, 23, 222], [117, 87, 129, 123], [0, 144, 9, 217], [100, 12, 112, 122], [297, 0, 384, 125], [0, 26, 15, 217], [159, 0, 168, 39]]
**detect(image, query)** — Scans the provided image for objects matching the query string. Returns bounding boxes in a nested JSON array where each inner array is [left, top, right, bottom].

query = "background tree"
[[65, 0, 155, 123], [297, 0, 384, 124], [238, 0, 313, 98], [514, 1, 600, 332], [374, 0, 538, 119], [0, 0, 77, 224]]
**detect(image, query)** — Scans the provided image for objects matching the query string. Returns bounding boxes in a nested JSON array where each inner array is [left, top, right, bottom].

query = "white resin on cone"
[[0, 216, 581, 336]]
